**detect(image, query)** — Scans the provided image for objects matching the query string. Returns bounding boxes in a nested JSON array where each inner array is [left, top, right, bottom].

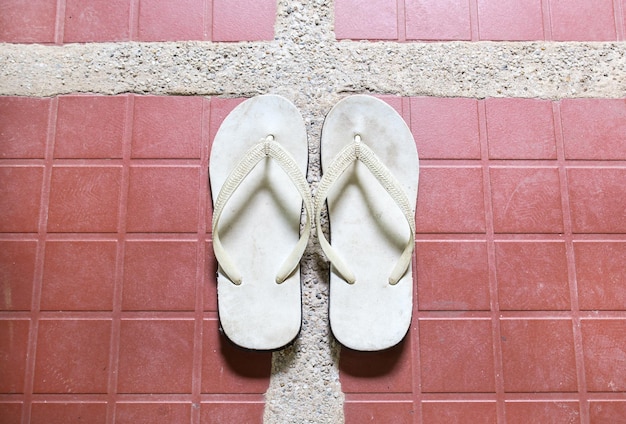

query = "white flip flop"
[[210, 95, 311, 350], [316, 95, 419, 351]]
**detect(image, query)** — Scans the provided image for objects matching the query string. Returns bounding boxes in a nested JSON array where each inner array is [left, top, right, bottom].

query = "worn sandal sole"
[[210, 95, 309, 350], [319, 95, 419, 351]]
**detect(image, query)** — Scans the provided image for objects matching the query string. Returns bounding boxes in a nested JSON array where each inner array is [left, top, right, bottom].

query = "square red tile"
[[0, 166, 43, 232], [549, 0, 617, 41], [582, 320, 626, 392], [422, 402, 497, 424], [126, 166, 199, 233], [377, 95, 404, 115], [501, 319, 577, 392], [490, 167, 563, 233], [0, 319, 29, 393], [64, 0, 131, 42], [34, 319, 111, 394], [415, 167, 486, 233], [204, 241, 218, 311], [201, 402, 265, 424], [137, 0, 205, 41], [0, 97, 49, 158], [201, 319, 271, 394], [416, 241, 490, 311], [0, 241, 36, 311], [131, 96, 204, 159], [212, 0, 276, 41], [405, 0, 472, 40], [419, 320, 495, 393], [55, 95, 126, 159], [561, 99, 626, 160], [0, 0, 56, 43], [344, 401, 414, 424], [568, 168, 626, 233], [123, 241, 197, 311], [410, 97, 480, 159], [477, 0, 544, 41], [505, 402, 580, 424], [486, 98, 556, 159], [575, 242, 626, 310], [589, 401, 626, 424], [0, 403, 22, 423], [340, 339, 413, 393], [378, 96, 412, 132], [48, 166, 121, 233], [115, 403, 191, 424], [495, 242, 570, 311], [334, 0, 398, 40], [30, 403, 106, 424], [209, 98, 246, 144], [118, 319, 194, 393], [41, 241, 116, 311]]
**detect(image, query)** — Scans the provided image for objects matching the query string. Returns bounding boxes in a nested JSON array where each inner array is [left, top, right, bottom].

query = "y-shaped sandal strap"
[[315, 135, 415, 285], [212, 135, 313, 285]]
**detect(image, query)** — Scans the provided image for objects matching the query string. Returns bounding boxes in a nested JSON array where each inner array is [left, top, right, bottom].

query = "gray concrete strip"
[[1, 41, 625, 99]]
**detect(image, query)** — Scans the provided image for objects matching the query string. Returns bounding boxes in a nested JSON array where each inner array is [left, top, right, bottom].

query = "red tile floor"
[[335, 0, 626, 41], [1, 1, 626, 424], [0, 0, 277, 43], [1, 95, 271, 424], [342, 97, 626, 423]]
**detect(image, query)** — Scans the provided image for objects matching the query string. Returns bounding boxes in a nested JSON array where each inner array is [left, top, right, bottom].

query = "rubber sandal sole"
[[320, 95, 419, 351], [210, 95, 307, 350]]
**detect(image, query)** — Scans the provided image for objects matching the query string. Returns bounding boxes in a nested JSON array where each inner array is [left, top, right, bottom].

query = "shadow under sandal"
[[317, 95, 419, 351], [210, 95, 311, 350]]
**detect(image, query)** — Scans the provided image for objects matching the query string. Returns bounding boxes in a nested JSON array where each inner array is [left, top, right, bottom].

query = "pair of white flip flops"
[[210, 95, 419, 351]]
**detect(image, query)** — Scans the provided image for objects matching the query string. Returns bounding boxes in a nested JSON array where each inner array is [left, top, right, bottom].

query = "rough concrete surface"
[[1, 0, 625, 423]]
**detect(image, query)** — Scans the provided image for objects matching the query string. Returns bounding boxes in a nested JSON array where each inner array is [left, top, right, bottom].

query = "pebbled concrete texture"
[[2, 40, 626, 99], [1, 0, 625, 423]]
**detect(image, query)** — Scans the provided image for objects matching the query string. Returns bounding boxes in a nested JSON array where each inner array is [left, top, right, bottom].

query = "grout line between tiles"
[[541, 0, 553, 41], [406, 98, 423, 424], [477, 99, 506, 423], [14, 157, 625, 169], [7, 231, 624, 243], [401, 96, 411, 124], [396, 0, 406, 42], [130, 0, 140, 41], [204, 0, 213, 41], [344, 393, 414, 402], [0, 159, 45, 167], [346, 392, 596, 403], [128, 160, 203, 167], [190, 97, 211, 424], [26, 309, 626, 320], [54, 0, 66, 45], [411, 289, 423, 423], [26, 310, 214, 319], [13, 390, 625, 404], [208, 0, 215, 42], [20, 97, 58, 424], [105, 94, 134, 424], [10, 392, 267, 403], [614, 0, 626, 40], [199, 393, 267, 403], [420, 392, 590, 401], [416, 159, 622, 167], [553, 101, 590, 423], [468, 0, 480, 41]]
